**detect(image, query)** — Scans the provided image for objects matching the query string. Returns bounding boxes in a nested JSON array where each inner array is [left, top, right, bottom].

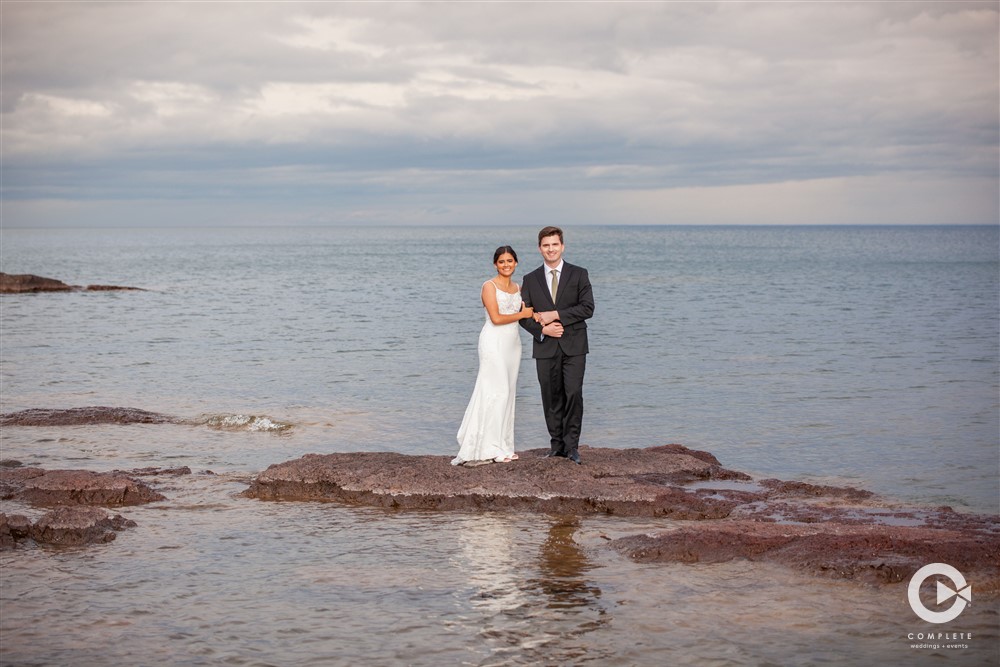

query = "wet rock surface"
[[0, 466, 164, 549], [0, 272, 142, 293], [243, 445, 751, 519], [244, 444, 1000, 588], [0, 406, 175, 427], [612, 518, 1000, 591], [0, 467, 166, 507], [1, 508, 137, 548]]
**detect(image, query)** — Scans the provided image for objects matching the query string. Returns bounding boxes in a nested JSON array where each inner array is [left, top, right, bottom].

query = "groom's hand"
[[535, 310, 560, 326], [542, 321, 564, 338]]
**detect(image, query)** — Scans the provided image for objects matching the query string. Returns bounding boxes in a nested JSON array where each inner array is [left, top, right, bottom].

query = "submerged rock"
[[119, 466, 192, 477], [1, 508, 136, 548], [0, 467, 166, 507], [82, 283, 144, 291], [612, 518, 1000, 591], [0, 272, 142, 293], [0, 406, 175, 427]]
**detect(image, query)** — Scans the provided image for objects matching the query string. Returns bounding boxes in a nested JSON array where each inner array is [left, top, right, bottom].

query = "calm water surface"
[[1, 225, 997, 665]]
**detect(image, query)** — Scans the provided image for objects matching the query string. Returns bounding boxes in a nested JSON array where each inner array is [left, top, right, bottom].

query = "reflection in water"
[[535, 517, 603, 613], [456, 514, 610, 665], [458, 514, 529, 617]]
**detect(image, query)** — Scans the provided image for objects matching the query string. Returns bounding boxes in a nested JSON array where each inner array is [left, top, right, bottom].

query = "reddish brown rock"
[[245, 445, 760, 519], [758, 478, 875, 501], [33, 507, 136, 546], [0, 467, 165, 507], [3, 509, 136, 549], [0, 513, 32, 549], [0, 272, 74, 292], [0, 406, 175, 427], [243, 445, 754, 519], [0, 272, 142, 293], [612, 519, 1000, 591]]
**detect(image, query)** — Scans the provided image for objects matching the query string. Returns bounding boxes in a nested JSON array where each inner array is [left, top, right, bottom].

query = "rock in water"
[[0, 272, 74, 292], [0, 272, 142, 293], [2, 508, 137, 548], [243, 445, 752, 519], [0, 407, 175, 426], [0, 468, 166, 507]]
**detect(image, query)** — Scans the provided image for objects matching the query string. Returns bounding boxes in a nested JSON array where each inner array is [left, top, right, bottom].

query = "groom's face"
[[539, 234, 564, 267]]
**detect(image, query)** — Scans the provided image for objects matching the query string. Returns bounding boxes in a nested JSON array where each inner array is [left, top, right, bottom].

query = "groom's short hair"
[[538, 226, 563, 245]]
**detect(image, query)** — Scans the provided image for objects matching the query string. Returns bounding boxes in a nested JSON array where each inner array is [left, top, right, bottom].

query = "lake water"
[[1, 224, 997, 665]]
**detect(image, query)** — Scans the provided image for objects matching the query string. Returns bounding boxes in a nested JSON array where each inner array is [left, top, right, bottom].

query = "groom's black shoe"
[[544, 451, 563, 458], [567, 452, 582, 465]]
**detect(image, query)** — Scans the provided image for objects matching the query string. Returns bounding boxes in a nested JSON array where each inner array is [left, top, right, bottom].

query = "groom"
[[519, 226, 595, 464]]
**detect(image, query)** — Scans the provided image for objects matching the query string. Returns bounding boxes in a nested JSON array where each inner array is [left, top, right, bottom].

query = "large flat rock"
[[243, 445, 754, 519]]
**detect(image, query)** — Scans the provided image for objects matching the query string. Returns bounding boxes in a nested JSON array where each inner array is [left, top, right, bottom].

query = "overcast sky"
[[1, 1, 997, 228]]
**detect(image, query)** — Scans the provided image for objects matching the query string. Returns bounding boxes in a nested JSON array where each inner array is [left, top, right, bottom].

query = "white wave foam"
[[202, 414, 293, 433]]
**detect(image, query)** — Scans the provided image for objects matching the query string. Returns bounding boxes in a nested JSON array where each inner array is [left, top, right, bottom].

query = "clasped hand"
[[533, 310, 563, 338]]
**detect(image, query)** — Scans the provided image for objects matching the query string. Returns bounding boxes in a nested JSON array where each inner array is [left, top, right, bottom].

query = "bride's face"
[[495, 252, 517, 277]]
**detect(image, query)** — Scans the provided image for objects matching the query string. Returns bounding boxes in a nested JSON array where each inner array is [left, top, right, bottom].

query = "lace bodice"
[[489, 282, 522, 316]]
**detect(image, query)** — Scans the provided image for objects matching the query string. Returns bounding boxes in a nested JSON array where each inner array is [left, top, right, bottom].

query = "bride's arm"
[[482, 283, 533, 325]]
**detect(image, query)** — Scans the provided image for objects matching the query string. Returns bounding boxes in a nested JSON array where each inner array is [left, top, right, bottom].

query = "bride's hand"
[[520, 303, 534, 319]]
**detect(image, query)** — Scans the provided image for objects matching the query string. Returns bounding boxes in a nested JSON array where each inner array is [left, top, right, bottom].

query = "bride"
[[452, 246, 534, 466]]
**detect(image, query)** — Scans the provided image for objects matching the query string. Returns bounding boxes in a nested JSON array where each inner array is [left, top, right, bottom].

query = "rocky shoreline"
[[2, 443, 997, 593]]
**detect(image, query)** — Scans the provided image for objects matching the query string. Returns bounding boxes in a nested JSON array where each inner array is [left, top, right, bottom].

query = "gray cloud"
[[1, 1, 996, 226]]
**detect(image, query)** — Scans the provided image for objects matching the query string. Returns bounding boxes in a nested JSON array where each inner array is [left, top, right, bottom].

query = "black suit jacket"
[[518, 262, 594, 358]]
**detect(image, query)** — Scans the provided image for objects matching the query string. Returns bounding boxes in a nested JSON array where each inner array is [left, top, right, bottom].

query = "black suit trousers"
[[536, 349, 586, 456]]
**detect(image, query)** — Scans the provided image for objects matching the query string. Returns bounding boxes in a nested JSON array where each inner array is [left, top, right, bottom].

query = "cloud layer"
[[2, 1, 997, 227]]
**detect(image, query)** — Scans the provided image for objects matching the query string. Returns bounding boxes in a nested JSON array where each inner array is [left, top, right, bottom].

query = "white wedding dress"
[[453, 282, 523, 465]]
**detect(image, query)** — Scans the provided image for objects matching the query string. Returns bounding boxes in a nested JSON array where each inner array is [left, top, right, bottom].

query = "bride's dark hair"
[[493, 245, 518, 263]]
